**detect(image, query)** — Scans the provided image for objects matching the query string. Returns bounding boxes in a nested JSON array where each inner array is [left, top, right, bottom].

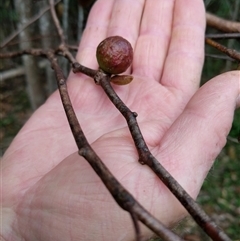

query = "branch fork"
[[72, 62, 232, 241]]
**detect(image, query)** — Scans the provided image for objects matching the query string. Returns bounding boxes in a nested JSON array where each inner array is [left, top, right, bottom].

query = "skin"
[[1, 0, 240, 240]]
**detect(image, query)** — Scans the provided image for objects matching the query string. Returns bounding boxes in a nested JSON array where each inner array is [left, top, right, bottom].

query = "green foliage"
[[0, 1, 16, 21], [229, 109, 240, 138], [0, 79, 31, 153], [198, 148, 240, 240], [205, 0, 232, 17]]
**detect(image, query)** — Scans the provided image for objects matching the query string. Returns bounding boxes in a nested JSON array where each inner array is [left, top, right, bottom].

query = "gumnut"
[[96, 36, 133, 74]]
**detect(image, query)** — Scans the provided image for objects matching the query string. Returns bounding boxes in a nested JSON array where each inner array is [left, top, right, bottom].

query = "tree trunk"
[[14, 0, 45, 110], [38, 1, 58, 94]]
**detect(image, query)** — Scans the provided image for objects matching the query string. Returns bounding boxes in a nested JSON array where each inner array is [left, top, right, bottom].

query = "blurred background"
[[0, 0, 239, 240]]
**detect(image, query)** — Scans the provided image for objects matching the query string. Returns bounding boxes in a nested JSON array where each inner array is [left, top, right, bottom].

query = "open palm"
[[2, 1, 239, 240]]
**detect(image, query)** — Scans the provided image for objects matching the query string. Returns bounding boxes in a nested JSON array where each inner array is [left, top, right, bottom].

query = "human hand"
[[2, 0, 239, 240]]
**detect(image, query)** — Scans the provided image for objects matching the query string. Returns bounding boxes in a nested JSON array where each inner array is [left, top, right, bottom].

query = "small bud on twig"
[[110, 75, 133, 85]]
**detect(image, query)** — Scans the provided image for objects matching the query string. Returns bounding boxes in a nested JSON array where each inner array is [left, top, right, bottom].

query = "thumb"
[[157, 70, 240, 198]]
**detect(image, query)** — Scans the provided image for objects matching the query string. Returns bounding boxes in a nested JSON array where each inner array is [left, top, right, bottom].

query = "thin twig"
[[49, 0, 66, 44], [67, 45, 79, 51], [206, 12, 240, 33], [57, 44, 77, 64], [205, 53, 235, 61], [0, 46, 77, 64], [72, 62, 98, 78], [0, 0, 61, 49], [227, 136, 240, 144], [205, 33, 240, 39], [48, 0, 77, 65], [132, 203, 184, 241], [88, 70, 232, 241], [224, 0, 240, 71], [0, 60, 48, 82], [0, 48, 47, 58], [48, 53, 184, 241], [206, 38, 240, 62], [5, 33, 59, 48], [130, 213, 142, 241]]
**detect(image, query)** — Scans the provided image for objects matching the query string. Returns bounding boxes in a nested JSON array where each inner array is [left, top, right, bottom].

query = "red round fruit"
[[96, 36, 133, 74]]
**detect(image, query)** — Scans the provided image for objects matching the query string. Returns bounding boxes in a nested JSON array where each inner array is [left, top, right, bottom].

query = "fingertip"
[[198, 70, 240, 109], [161, 0, 206, 96], [106, 0, 144, 45]]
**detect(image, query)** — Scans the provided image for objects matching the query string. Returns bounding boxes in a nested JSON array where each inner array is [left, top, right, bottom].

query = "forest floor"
[[1, 76, 239, 241]]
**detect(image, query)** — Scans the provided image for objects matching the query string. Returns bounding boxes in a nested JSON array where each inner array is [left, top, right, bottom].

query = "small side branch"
[[130, 213, 141, 241], [72, 62, 98, 78], [206, 38, 240, 62], [205, 33, 240, 39], [0, 47, 77, 64], [0, 49, 46, 58], [206, 12, 240, 33], [49, 53, 184, 241], [48, 0, 77, 64], [49, 0, 66, 44], [92, 70, 232, 241]]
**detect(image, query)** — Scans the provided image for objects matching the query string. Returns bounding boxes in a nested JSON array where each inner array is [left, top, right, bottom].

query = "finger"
[[156, 71, 240, 198], [133, 0, 175, 81], [106, 0, 144, 46], [75, 0, 114, 69], [105, 0, 145, 75], [161, 0, 205, 99]]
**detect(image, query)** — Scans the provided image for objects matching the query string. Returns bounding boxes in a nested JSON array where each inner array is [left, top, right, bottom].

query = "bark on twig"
[[206, 38, 240, 62], [49, 0, 66, 44], [48, 0, 77, 67], [0, 49, 49, 58], [47, 52, 184, 241], [205, 33, 240, 39], [96, 70, 232, 241], [206, 12, 240, 33]]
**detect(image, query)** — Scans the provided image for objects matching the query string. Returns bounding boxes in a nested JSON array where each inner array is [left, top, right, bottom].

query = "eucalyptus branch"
[[0, 48, 47, 58], [47, 52, 184, 241], [58, 44, 77, 63], [72, 64, 232, 241], [0, 45, 77, 64], [48, 0, 77, 65], [206, 38, 240, 61], [205, 33, 240, 39], [66, 45, 79, 51], [206, 12, 240, 33], [49, 0, 66, 44], [72, 62, 98, 78], [130, 213, 142, 241]]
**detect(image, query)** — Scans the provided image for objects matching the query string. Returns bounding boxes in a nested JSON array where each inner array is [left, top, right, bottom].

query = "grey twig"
[[0, 0, 61, 49]]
